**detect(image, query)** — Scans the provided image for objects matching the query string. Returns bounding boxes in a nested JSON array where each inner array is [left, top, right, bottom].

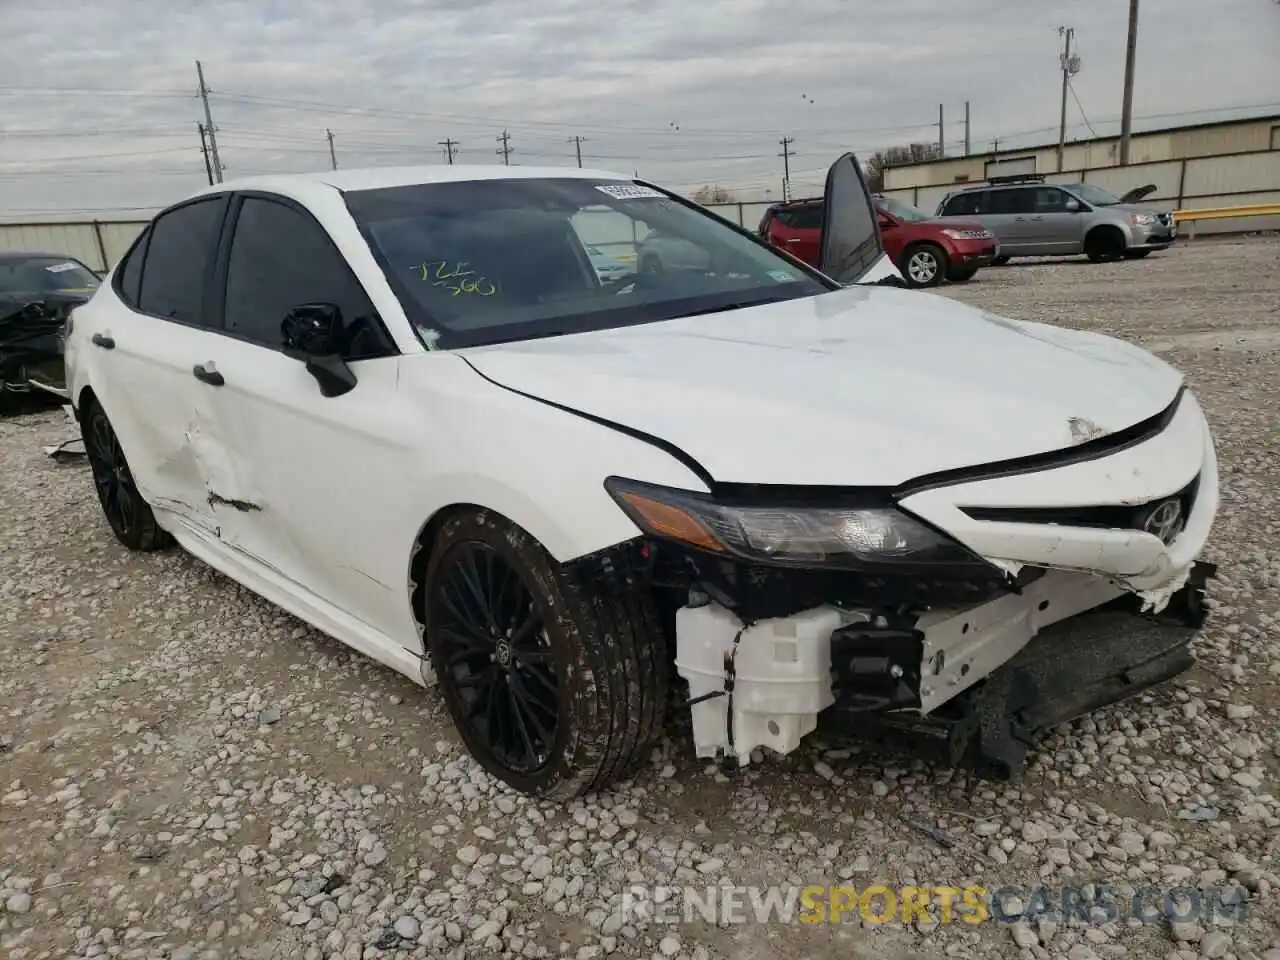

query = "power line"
[[1066, 80, 1099, 139]]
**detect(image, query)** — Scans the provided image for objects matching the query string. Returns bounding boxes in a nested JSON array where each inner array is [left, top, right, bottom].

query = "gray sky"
[[1, 0, 1277, 218]]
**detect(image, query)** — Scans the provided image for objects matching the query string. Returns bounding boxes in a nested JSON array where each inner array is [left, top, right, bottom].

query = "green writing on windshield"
[[412, 260, 497, 297]]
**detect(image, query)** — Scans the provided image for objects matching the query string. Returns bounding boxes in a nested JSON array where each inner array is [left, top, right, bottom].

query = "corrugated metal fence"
[[1, 151, 1274, 274]]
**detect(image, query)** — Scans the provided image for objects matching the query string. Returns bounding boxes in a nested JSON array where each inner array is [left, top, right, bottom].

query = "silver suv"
[[935, 175, 1176, 263]]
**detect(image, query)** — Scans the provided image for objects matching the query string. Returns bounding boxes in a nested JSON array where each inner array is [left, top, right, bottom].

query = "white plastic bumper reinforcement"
[[674, 569, 1126, 765]]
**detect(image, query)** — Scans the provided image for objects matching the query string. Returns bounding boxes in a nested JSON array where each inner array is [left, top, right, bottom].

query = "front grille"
[[961, 475, 1200, 534]]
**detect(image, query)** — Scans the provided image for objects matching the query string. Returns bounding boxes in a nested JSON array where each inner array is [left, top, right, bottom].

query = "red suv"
[[758, 195, 999, 287]]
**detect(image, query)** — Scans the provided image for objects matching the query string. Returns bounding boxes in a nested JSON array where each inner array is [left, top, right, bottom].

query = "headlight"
[[1131, 213, 1156, 225], [604, 477, 991, 572]]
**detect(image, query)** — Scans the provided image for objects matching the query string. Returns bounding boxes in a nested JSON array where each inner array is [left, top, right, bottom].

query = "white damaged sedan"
[[63, 154, 1218, 798]]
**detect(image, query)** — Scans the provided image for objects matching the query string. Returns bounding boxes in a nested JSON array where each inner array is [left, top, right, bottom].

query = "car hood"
[[461, 286, 1183, 487]]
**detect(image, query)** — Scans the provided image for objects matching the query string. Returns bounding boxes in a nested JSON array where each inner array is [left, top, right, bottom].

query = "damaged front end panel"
[[588, 444, 1219, 781], [664, 554, 1214, 780], [0, 296, 83, 402]]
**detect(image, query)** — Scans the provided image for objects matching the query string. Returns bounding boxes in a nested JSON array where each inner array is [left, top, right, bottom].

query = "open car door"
[[816, 152, 899, 286]]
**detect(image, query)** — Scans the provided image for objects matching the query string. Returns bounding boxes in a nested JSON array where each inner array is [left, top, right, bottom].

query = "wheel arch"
[[1086, 222, 1127, 250]]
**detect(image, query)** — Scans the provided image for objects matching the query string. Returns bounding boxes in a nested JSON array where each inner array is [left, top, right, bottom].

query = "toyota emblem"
[[1139, 498, 1184, 545]]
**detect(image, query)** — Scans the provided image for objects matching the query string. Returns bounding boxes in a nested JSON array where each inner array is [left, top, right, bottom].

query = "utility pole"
[[325, 128, 338, 170], [438, 138, 458, 164], [568, 135, 588, 167], [937, 103, 945, 157], [778, 136, 794, 201], [964, 101, 971, 157], [1119, 0, 1140, 166], [197, 122, 214, 186], [496, 130, 513, 165], [195, 60, 223, 183], [1056, 26, 1078, 172]]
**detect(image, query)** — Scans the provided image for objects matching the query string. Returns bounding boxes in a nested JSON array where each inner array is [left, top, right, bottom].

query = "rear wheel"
[[992, 255, 1011, 266], [1085, 226, 1125, 262], [81, 399, 173, 551], [948, 266, 979, 283], [423, 509, 668, 799], [902, 243, 947, 287]]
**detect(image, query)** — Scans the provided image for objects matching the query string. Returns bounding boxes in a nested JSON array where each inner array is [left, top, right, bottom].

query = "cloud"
[[0, 0, 1276, 216]]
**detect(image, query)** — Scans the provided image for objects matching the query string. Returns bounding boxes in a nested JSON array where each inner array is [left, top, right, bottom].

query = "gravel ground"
[[2, 236, 1279, 960]]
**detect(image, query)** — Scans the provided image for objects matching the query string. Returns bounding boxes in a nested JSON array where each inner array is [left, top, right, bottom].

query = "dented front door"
[[99, 312, 230, 540]]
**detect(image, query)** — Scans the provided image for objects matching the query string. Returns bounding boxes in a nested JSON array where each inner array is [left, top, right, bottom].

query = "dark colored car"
[[759, 195, 1000, 287], [0, 252, 100, 404]]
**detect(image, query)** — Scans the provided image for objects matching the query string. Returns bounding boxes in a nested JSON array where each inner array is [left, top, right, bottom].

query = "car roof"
[[186, 164, 634, 200]]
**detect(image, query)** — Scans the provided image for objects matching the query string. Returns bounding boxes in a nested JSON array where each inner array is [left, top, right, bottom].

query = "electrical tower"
[[1057, 26, 1081, 171], [326, 128, 338, 170], [496, 130, 513, 165], [439, 138, 458, 164], [195, 60, 224, 183], [568, 135, 588, 168], [778, 136, 794, 201]]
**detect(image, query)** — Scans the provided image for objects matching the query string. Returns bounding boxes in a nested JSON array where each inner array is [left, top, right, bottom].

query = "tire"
[[80, 398, 173, 551], [1123, 250, 1152, 259], [992, 255, 1011, 266], [1085, 227, 1125, 263], [639, 255, 662, 274], [901, 243, 948, 287], [948, 267, 979, 283], [423, 508, 668, 800]]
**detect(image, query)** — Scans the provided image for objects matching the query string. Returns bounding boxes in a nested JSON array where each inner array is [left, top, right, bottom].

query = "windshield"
[[1068, 184, 1122, 207], [876, 196, 930, 222], [0, 257, 100, 297], [344, 177, 833, 349]]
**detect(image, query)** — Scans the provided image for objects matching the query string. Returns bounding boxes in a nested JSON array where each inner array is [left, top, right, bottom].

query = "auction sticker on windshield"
[[595, 184, 666, 200]]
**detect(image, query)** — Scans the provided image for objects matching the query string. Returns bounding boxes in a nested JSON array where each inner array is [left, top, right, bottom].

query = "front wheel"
[[901, 243, 947, 287], [81, 399, 173, 551], [948, 266, 979, 283], [1124, 250, 1152, 259], [423, 509, 668, 799]]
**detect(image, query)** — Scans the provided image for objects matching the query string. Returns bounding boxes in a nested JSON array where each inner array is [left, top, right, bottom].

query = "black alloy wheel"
[[81, 400, 171, 551], [430, 541, 560, 775], [422, 509, 668, 799]]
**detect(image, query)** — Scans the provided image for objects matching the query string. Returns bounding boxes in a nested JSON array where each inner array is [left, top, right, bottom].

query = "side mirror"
[[281, 303, 357, 398], [1064, 197, 1081, 212]]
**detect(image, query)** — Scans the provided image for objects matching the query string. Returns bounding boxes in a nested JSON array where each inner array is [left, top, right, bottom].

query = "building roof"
[[885, 112, 1280, 169]]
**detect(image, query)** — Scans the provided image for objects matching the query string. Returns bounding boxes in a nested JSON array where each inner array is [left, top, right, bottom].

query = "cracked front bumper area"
[[674, 561, 1215, 779]]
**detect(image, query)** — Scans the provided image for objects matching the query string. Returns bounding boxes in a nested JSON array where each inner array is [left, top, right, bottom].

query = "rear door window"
[[790, 205, 824, 230], [137, 197, 228, 325]]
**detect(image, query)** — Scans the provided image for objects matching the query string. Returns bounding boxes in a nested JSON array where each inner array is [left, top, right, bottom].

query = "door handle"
[[91, 333, 115, 350], [784, 238, 804, 244], [1014, 217, 1026, 222], [192, 362, 225, 387]]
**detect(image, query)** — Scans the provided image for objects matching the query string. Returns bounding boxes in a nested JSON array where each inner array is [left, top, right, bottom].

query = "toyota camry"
[[62, 154, 1218, 799]]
